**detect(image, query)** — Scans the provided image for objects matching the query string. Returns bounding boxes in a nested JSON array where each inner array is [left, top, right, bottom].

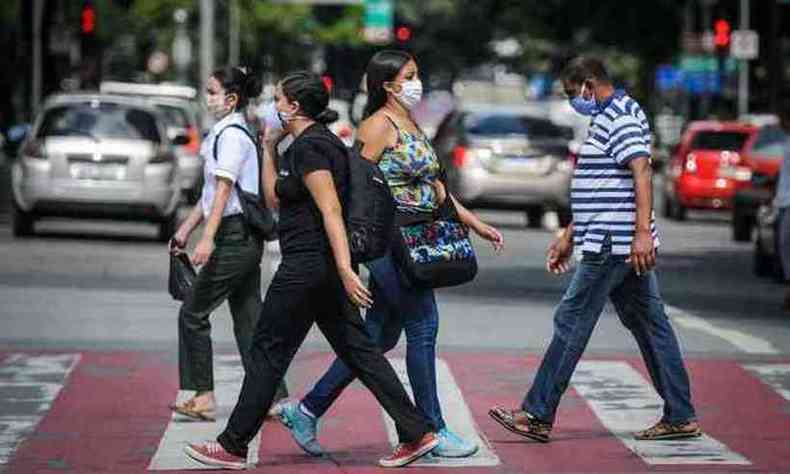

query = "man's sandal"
[[634, 420, 702, 441], [488, 406, 551, 443]]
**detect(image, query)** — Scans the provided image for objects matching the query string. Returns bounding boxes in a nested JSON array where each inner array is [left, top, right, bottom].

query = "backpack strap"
[[212, 123, 261, 196]]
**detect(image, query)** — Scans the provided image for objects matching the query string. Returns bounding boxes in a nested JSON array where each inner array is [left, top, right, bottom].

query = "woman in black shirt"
[[185, 72, 438, 470]]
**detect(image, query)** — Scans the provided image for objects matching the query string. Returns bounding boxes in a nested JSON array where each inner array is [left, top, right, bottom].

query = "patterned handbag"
[[391, 199, 478, 289]]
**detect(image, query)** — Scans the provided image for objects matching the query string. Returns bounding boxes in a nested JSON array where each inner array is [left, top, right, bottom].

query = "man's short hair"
[[561, 56, 611, 85]]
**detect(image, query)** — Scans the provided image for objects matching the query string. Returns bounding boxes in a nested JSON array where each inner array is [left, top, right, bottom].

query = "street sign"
[[731, 29, 759, 60], [364, 0, 392, 44]]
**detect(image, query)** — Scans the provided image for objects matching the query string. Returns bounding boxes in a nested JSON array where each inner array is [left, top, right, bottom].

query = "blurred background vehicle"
[[327, 98, 354, 147], [11, 93, 185, 241], [432, 102, 575, 228], [663, 121, 758, 221], [99, 82, 204, 204], [731, 123, 787, 241]]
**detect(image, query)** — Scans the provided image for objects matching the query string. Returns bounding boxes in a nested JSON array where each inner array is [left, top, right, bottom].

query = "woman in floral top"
[[278, 51, 504, 459]]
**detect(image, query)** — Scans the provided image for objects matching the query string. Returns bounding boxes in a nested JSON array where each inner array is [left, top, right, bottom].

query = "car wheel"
[[526, 207, 544, 229], [732, 210, 753, 242], [158, 214, 177, 243], [662, 194, 673, 218], [11, 203, 35, 237], [754, 239, 773, 278], [672, 200, 687, 221]]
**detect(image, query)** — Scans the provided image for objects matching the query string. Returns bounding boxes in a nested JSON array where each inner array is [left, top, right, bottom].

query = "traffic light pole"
[[737, 0, 749, 117], [200, 0, 215, 105], [31, 0, 44, 114]]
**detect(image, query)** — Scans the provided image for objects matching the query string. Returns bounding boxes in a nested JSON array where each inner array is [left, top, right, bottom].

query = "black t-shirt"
[[275, 124, 349, 256]]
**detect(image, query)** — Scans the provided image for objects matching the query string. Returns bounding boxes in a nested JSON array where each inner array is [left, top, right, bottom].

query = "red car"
[[663, 121, 761, 220]]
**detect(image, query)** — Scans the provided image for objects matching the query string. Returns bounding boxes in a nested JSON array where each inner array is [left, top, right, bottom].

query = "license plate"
[[70, 163, 127, 180], [496, 156, 548, 174]]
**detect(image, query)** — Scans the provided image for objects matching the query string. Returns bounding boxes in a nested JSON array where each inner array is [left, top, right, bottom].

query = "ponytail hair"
[[362, 50, 413, 119], [211, 65, 263, 111], [280, 71, 339, 124]]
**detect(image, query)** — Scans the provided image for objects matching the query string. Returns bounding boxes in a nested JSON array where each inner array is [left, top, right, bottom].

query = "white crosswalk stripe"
[[381, 358, 500, 467], [742, 363, 790, 401], [572, 360, 750, 465], [147, 355, 260, 471], [0, 354, 80, 469]]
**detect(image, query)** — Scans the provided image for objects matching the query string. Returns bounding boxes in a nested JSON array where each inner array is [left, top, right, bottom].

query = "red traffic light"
[[321, 75, 333, 93], [714, 18, 730, 48], [81, 4, 96, 34], [396, 26, 412, 43]]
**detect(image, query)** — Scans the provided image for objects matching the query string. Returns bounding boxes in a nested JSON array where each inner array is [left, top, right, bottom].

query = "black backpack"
[[301, 135, 395, 263], [213, 124, 278, 241]]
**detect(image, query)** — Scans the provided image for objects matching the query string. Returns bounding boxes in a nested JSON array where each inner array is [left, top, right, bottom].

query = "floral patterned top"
[[378, 117, 442, 213]]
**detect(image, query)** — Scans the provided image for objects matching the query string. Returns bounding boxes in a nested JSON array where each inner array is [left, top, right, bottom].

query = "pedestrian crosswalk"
[[0, 351, 789, 473]]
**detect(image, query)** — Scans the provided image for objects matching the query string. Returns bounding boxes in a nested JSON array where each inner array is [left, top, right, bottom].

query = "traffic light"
[[714, 18, 731, 51], [321, 74, 334, 94], [81, 2, 96, 35], [395, 25, 412, 43]]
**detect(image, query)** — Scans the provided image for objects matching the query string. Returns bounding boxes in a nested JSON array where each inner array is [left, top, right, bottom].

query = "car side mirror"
[[171, 134, 190, 146]]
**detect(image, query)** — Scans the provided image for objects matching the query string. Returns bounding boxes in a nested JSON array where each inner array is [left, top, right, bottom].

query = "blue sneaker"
[[432, 428, 478, 458], [278, 402, 323, 457]]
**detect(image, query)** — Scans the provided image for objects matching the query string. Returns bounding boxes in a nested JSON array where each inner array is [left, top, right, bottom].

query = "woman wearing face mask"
[[168, 66, 287, 421], [278, 50, 504, 459], [185, 71, 439, 470]]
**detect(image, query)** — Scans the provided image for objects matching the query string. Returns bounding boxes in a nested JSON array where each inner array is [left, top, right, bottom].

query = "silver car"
[[100, 82, 204, 203], [432, 103, 575, 227], [11, 93, 185, 240]]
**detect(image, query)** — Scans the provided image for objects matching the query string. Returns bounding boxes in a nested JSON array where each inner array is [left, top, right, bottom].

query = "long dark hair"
[[280, 71, 339, 124], [211, 65, 263, 111], [363, 50, 413, 119]]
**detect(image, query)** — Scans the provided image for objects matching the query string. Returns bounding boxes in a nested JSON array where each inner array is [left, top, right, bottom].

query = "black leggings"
[[217, 252, 432, 457]]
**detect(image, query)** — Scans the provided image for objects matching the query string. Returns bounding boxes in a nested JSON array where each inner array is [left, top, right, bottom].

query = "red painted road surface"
[[2, 350, 789, 473]]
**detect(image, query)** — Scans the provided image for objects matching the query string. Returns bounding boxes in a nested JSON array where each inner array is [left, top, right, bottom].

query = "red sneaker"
[[378, 432, 439, 468], [184, 441, 246, 470]]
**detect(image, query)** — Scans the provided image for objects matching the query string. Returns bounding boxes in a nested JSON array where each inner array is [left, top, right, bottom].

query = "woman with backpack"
[[170, 66, 285, 421], [184, 71, 439, 470], [278, 51, 504, 459]]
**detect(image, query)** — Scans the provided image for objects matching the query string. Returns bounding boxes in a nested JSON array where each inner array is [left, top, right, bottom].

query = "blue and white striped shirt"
[[571, 90, 659, 255]]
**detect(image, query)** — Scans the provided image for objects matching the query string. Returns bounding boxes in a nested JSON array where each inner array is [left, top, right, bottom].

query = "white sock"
[[299, 402, 317, 419]]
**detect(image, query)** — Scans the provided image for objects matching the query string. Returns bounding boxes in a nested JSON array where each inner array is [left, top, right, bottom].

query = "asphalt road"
[[0, 161, 787, 358]]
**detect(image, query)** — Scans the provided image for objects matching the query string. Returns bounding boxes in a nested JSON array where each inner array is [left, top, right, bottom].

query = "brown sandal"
[[171, 399, 216, 422], [488, 406, 551, 443], [634, 420, 702, 440]]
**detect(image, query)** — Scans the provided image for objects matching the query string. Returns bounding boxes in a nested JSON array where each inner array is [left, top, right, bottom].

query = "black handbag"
[[391, 197, 478, 289], [168, 251, 196, 301], [213, 124, 278, 241]]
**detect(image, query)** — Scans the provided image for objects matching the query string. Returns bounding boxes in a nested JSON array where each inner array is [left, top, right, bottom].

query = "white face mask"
[[394, 79, 423, 110], [206, 92, 231, 119], [261, 102, 287, 133]]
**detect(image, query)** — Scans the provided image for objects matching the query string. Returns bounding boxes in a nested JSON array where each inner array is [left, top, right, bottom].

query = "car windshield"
[[750, 126, 786, 159], [155, 104, 191, 129], [465, 113, 571, 139], [690, 131, 749, 151], [37, 102, 161, 142]]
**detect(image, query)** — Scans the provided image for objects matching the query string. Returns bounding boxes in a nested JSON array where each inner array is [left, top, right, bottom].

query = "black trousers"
[[217, 252, 432, 457], [178, 215, 287, 400]]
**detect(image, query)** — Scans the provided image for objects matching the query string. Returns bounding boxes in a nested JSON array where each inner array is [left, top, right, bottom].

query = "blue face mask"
[[569, 84, 599, 116]]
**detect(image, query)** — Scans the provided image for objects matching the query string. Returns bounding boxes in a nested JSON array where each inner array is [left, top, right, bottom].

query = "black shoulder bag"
[[213, 124, 278, 241]]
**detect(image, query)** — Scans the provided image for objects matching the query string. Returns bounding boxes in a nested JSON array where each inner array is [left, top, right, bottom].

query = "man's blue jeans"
[[301, 252, 445, 431], [523, 241, 696, 425]]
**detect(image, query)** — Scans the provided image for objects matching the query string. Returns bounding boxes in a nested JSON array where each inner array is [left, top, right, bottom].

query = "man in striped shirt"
[[489, 57, 700, 443]]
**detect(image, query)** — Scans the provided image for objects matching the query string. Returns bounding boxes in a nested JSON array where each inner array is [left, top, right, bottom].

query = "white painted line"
[[147, 355, 260, 470], [667, 304, 779, 355], [743, 364, 790, 401], [381, 358, 500, 467], [0, 353, 81, 467], [573, 360, 750, 465]]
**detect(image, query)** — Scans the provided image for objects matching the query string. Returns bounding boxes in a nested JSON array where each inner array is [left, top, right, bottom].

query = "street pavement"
[[0, 162, 789, 473]]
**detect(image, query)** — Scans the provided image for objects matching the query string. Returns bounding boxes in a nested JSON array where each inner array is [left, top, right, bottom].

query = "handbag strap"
[[212, 123, 261, 197]]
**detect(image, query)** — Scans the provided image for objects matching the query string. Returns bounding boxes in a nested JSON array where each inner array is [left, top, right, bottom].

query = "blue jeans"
[[523, 240, 696, 425], [302, 252, 445, 431]]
